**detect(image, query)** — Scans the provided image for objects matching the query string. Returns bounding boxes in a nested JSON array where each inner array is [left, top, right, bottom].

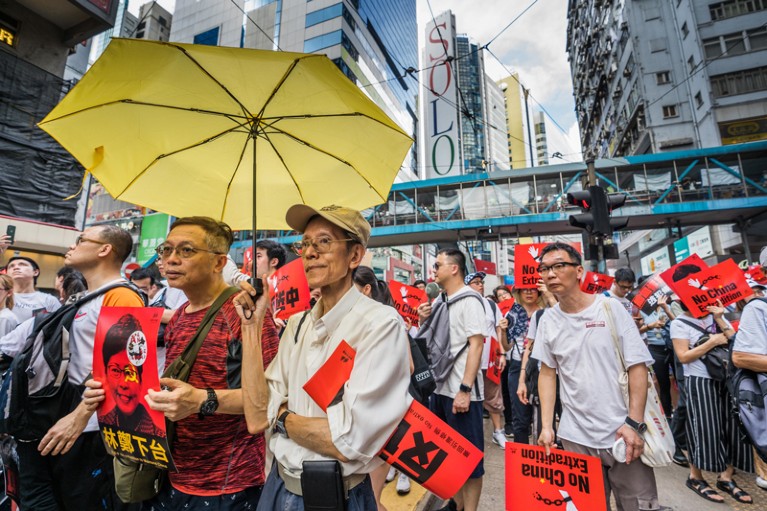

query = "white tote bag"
[[604, 301, 675, 468]]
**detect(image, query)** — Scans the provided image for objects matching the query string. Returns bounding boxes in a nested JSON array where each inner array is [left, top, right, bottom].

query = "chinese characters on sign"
[[267, 258, 311, 321]]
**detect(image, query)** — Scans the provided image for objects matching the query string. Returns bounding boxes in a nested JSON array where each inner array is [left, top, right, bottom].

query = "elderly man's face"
[[161, 225, 225, 292], [300, 217, 360, 290]]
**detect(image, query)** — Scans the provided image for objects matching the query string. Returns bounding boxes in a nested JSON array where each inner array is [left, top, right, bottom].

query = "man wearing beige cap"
[[239, 204, 412, 511]]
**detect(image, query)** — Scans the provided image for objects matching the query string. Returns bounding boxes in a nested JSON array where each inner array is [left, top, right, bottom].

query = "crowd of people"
[[0, 211, 765, 511]]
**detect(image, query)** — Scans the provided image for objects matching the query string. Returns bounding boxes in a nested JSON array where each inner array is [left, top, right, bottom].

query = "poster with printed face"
[[628, 274, 673, 316], [93, 307, 174, 470], [667, 259, 754, 318], [267, 258, 311, 321], [514, 243, 583, 289], [389, 280, 428, 327], [659, 254, 709, 290], [380, 400, 484, 500], [580, 272, 614, 295], [506, 444, 606, 511]]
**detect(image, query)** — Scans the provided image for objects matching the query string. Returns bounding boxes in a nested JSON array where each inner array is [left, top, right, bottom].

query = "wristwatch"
[[459, 383, 473, 394], [198, 388, 219, 419], [625, 416, 647, 434], [275, 409, 294, 438]]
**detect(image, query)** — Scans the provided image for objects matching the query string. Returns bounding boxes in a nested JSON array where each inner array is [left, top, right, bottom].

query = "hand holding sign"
[[667, 259, 753, 318], [267, 258, 311, 320]]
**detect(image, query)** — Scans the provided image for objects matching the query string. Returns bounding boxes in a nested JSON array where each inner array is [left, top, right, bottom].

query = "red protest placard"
[[580, 272, 614, 294], [668, 259, 754, 318], [379, 400, 483, 500], [267, 258, 311, 321], [628, 274, 673, 316], [498, 298, 515, 316], [302, 341, 356, 412], [745, 264, 767, 285], [389, 280, 427, 327], [514, 243, 582, 289], [659, 254, 708, 289], [487, 337, 502, 385], [241, 246, 253, 276], [506, 443, 606, 511], [474, 258, 497, 275], [93, 307, 174, 470]]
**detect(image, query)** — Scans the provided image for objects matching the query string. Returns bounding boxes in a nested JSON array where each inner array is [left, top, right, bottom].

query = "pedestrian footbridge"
[[248, 141, 767, 248]]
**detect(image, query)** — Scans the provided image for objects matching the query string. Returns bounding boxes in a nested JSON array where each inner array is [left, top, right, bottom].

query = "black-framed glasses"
[[107, 364, 139, 382], [155, 243, 224, 259], [292, 236, 354, 256], [433, 262, 455, 271], [616, 283, 634, 291], [536, 262, 580, 275], [75, 235, 107, 246]]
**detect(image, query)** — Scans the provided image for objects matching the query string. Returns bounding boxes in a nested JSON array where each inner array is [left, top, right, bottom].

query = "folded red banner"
[[498, 298, 515, 316], [302, 340, 355, 412], [486, 337, 502, 385]]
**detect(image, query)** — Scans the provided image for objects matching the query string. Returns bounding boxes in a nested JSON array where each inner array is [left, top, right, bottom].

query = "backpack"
[[6, 282, 143, 441], [414, 290, 485, 397], [524, 309, 546, 402], [677, 318, 730, 382], [727, 297, 767, 463]]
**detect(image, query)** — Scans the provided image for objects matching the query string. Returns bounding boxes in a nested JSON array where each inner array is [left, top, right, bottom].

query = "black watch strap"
[[625, 416, 647, 433], [459, 383, 472, 394]]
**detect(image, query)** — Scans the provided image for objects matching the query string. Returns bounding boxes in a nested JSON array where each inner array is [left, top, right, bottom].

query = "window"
[[723, 32, 746, 55], [749, 26, 767, 50], [710, 0, 766, 20], [656, 71, 671, 84], [681, 22, 689, 39], [304, 30, 342, 53], [136, 31, 144, 38], [306, 3, 343, 28], [662, 105, 678, 118], [158, 16, 167, 28], [137, 21, 146, 31], [688, 55, 696, 72], [194, 27, 220, 46], [695, 91, 703, 108], [711, 66, 767, 97], [704, 38, 722, 59]]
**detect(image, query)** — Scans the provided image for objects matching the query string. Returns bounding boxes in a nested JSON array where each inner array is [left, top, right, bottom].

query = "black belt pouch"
[[300, 460, 347, 511]]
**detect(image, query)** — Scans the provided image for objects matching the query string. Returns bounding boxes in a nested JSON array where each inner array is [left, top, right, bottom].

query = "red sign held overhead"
[[514, 243, 582, 289], [628, 274, 673, 316], [506, 444, 606, 511], [667, 259, 753, 318], [659, 254, 708, 290], [745, 264, 767, 285], [267, 258, 311, 321], [580, 272, 614, 295], [474, 258, 497, 275], [498, 298, 515, 316], [389, 280, 428, 327], [302, 341, 356, 412], [380, 400, 484, 500], [486, 337, 502, 385]]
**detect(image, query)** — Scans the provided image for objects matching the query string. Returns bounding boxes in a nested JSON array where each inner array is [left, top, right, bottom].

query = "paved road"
[[424, 419, 767, 510]]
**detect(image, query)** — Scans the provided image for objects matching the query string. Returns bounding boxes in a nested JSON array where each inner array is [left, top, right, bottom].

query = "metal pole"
[[586, 158, 596, 187], [524, 87, 535, 167]]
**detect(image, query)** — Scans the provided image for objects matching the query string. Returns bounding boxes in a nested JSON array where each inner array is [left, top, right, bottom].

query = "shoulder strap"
[[294, 310, 311, 344], [676, 317, 710, 335], [163, 286, 239, 381], [603, 299, 627, 373], [535, 309, 545, 324]]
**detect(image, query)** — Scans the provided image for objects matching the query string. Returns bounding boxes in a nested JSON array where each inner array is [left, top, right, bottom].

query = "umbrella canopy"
[[38, 39, 412, 230]]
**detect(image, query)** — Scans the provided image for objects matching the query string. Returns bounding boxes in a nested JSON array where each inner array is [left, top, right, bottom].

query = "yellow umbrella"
[[38, 39, 412, 230]]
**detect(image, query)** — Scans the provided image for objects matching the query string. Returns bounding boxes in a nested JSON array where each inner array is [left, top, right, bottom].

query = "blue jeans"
[[507, 358, 533, 443], [256, 465, 376, 511]]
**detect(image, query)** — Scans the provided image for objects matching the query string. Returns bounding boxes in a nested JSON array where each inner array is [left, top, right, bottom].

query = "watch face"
[[201, 399, 218, 416]]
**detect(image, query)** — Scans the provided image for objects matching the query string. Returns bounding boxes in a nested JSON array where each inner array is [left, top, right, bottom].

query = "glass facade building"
[[456, 35, 487, 173]]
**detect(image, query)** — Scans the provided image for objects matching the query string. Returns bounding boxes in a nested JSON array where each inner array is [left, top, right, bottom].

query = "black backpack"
[[524, 309, 546, 402], [677, 318, 730, 381], [6, 282, 143, 441]]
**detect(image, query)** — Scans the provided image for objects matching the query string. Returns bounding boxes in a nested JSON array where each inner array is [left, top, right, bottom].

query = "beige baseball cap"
[[286, 204, 371, 247]]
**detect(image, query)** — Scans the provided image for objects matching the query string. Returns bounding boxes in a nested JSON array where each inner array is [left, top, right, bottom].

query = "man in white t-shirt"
[[418, 248, 489, 511], [732, 277, 767, 490], [532, 242, 664, 511], [4, 256, 60, 323]]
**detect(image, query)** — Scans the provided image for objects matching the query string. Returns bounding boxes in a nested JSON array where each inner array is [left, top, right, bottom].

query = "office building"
[[170, 0, 419, 181], [567, 0, 767, 157], [534, 110, 549, 165], [135, 1, 173, 41], [92, 0, 138, 61], [497, 73, 535, 169]]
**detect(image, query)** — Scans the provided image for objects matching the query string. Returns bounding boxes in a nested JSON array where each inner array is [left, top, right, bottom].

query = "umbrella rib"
[[172, 44, 254, 119], [114, 121, 250, 196], [38, 99, 249, 125], [220, 134, 252, 222], [260, 112, 411, 141], [258, 130, 307, 204], [264, 125, 386, 203], [255, 54, 318, 119]]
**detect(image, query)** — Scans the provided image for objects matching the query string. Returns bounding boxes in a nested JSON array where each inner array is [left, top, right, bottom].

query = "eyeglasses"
[[155, 243, 224, 259], [433, 262, 456, 271], [469, 279, 484, 286], [292, 236, 354, 256], [536, 262, 580, 275], [616, 283, 634, 291], [75, 235, 107, 246], [107, 364, 139, 382]]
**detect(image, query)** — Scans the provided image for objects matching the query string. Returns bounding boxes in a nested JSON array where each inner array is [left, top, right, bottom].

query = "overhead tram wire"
[[228, 0, 283, 52]]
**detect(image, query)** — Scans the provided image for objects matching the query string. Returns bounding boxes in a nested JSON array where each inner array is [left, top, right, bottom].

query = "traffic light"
[[566, 186, 628, 236]]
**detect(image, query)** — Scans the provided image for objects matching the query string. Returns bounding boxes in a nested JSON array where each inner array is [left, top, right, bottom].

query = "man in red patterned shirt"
[[141, 216, 280, 509]]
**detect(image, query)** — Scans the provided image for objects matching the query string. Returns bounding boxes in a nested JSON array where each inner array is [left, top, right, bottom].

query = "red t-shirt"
[[164, 295, 280, 495]]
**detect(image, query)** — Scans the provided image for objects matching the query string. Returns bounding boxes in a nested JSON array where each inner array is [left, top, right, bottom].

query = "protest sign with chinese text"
[[486, 337, 502, 385], [628, 274, 673, 316], [389, 280, 427, 327], [498, 298, 515, 316], [93, 307, 174, 470], [667, 259, 753, 318], [380, 400, 484, 500], [580, 272, 614, 295], [506, 443, 606, 511], [302, 342, 483, 501], [302, 341, 355, 412], [267, 258, 311, 321]]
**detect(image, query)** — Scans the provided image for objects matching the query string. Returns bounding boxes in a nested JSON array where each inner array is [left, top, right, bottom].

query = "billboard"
[[423, 11, 461, 178]]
